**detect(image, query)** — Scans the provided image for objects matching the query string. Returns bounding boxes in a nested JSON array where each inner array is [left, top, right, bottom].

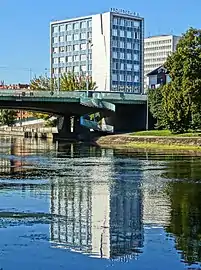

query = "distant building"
[[144, 35, 180, 89], [147, 65, 170, 89], [50, 8, 144, 93]]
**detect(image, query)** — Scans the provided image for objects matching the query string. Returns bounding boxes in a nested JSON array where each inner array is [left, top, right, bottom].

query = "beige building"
[[144, 35, 180, 89]]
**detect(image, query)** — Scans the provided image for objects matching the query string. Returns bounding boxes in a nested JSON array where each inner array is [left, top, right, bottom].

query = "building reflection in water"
[[50, 150, 144, 261]]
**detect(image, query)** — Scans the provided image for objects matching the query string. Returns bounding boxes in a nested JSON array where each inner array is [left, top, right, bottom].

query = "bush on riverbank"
[[131, 130, 201, 137]]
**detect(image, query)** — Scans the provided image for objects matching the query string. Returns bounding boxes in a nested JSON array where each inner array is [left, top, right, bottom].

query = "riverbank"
[[95, 133, 201, 154]]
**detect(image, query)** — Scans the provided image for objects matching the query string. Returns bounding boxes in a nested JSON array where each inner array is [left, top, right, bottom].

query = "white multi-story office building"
[[50, 9, 144, 93], [144, 35, 180, 89]]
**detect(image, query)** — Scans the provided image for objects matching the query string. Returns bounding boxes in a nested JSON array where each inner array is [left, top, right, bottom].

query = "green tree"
[[148, 86, 167, 129], [60, 72, 97, 91], [0, 110, 17, 126], [163, 28, 201, 132]]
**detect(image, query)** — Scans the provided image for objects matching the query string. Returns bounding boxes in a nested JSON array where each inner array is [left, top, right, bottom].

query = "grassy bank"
[[130, 130, 201, 137]]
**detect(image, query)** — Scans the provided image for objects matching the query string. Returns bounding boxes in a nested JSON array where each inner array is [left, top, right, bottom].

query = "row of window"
[[53, 54, 92, 64], [112, 40, 140, 50], [144, 64, 163, 70], [112, 62, 140, 72], [145, 57, 167, 63], [112, 85, 141, 93], [113, 17, 141, 28], [145, 51, 170, 57], [112, 74, 139, 82], [52, 20, 92, 33], [52, 65, 92, 74], [144, 45, 172, 51], [52, 32, 92, 43], [112, 29, 140, 39], [53, 44, 90, 54], [112, 51, 139, 61], [145, 39, 172, 46]]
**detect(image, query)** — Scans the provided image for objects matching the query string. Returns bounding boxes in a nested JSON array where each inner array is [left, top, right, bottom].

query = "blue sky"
[[0, 0, 200, 84]]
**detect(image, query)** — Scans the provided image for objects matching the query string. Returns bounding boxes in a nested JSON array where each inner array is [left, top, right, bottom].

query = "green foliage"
[[60, 72, 97, 91], [149, 28, 201, 133], [0, 110, 17, 126]]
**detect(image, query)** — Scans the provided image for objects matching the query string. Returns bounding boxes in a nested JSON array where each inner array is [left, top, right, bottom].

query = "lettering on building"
[[110, 8, 140, 17]]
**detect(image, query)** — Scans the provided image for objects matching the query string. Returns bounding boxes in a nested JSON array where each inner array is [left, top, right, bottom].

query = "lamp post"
[[146, 89, 149, 131], [86, 39, 93, 96]]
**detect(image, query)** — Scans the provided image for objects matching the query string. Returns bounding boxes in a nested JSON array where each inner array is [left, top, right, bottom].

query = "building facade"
[[147, 65, 170, 89], [50, 9, 144, 93], [144, 35, 180, 89]]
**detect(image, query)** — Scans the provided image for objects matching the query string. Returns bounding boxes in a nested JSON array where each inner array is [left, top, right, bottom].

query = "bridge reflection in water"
[[50, 156, 144, 261]]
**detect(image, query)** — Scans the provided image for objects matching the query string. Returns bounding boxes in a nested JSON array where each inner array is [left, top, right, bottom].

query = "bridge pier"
[[103, 104, 148, 133]]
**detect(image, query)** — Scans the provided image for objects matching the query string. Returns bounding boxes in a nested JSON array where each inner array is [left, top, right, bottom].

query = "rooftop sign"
[[110, 8, 140, 17]]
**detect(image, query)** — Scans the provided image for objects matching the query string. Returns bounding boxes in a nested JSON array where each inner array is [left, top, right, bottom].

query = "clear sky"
[[0, 0, 200, 84]]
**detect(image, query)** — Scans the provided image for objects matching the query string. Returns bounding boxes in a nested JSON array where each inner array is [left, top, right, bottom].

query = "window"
[[134, 75, 139, 82], [120, 52, 125, 59], [73, 22, 79, 30], [113, 18, 118, 25], [74, 55, 79, 62], [53, 68, 59, 74], [127, 42, 132, 49], [80, 32, 86, 40], [120, 30, 125, 37], [81, 65, 86, 71], [80, 43, 86, 50], [66, 35, 72, 42], [59, 36, 64, 42], [134, 21, 140, 27], [112, 62, 118, 69], [89, 64, 92, 71], [134, 32, 139, 39], [127, 63, 132, 71], [127, 20, 132, 27], [53, 26, 59, 33], [112, 29, 118, 36], [120, 63, 125, 70], [53, 37, 59, 43], [127, 75, 132, 82], [67, 56, 72, 62], [73, 34, 79, 40], [53, 47, 59, 54], [134, 64, 139, 72], [66, 67, 72, 72], [113, 40, 118, 47], [53, 58, 58, 64], [73, 66, 79, 72], [120, 74, 124, 81], [127, 31, 132, 38], [134, 54, 139, 61], [134, 43, 139, 50], [60, 25, 65, 32], [60, 67, 66, 73], [80, 21, 87, 28], [59, 57, 65, 63], [66, 45, 71, 52], [120, 19, 124, 26], [88, 32, 92, 38], [112, 74, 117, 81], [89, 53, 92, 60], [120, 41, 124, 48], [127, 53, 132, 60], [66, 24, 72, 31], [73, 44, 79, 51], [113, 51, 118, 58], [81, 54, 86, 61], [88, 20, 92, 28], [60, 46, 65, 52]]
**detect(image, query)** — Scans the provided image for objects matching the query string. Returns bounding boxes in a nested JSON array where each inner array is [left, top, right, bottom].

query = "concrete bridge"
[[0, 89, 147, 139]]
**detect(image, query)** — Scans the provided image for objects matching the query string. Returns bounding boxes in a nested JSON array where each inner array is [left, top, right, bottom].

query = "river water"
[[0, 136, 201, 270]]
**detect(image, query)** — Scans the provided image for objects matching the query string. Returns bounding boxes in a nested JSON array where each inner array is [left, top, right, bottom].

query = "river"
[[0, 136, 201, 270]]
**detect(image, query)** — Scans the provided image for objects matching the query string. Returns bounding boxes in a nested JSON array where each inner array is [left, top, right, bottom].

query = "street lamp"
[[86, 39, 93, 96], [146, 89, 149, 131]]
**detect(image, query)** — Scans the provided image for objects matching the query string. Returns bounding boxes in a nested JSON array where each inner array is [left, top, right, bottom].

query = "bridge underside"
[[0, 100, 147, 140]]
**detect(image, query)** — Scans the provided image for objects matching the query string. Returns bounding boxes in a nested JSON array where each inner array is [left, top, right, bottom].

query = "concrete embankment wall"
[[0, 127, 57, 139], [95, 135, 201, 146]]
